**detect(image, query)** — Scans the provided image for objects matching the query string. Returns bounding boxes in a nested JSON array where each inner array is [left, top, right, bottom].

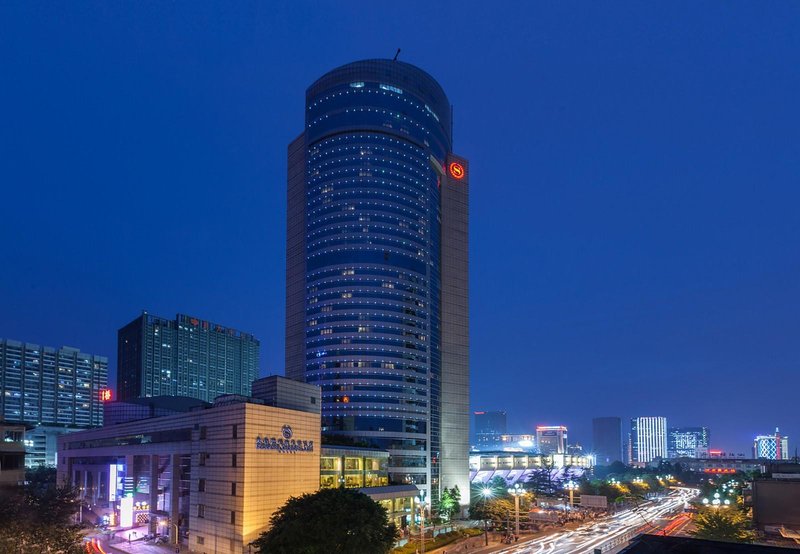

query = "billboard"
[[120, 495, 134, 528], [580, 495, 608, 508]]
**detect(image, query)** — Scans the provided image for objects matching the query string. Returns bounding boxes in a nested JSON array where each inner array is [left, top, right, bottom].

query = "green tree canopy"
[[436, 485, 461, 521], [690, 509, 755, 543], [252, 487, 398, 554]]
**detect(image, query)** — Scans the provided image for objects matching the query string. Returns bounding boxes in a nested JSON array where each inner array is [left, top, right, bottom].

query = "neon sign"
[[99, 389, 112, 402], [448, 162, 465, 180]]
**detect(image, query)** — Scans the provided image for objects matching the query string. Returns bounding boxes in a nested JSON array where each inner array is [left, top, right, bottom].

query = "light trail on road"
[[493, 489, 697, 554]]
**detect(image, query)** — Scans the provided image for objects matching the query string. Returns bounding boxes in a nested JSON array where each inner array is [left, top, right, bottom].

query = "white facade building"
[[630, 416, 667, 464]]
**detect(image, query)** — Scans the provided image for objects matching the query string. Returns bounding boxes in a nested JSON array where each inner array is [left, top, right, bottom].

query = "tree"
[[526, 458, 560, 497], [436, 485, 461, 521], [691, 510, 755, 543], [252, 487, 398, 554], [0, 473, 84, 553]]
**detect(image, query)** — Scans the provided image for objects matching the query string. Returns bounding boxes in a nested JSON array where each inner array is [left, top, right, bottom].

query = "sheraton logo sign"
[[255, 425, 314, 453]]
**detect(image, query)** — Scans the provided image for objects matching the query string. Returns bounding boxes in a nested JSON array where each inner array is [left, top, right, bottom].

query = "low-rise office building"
[[674, 456, 766, 475], [469, 451, 593, 486], [58, 376, 321, 554]]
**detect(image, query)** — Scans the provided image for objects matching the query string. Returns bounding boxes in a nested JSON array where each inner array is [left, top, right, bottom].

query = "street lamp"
[[507, 483, 524, 538], [417, 491, 427, 554], [564, 481, 578, 508], [480, 487, 493, 546]]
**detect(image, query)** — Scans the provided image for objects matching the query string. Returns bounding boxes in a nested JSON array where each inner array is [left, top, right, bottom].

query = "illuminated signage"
[[256, 425, 314, 453], [448, 162, 465, 180], [99, 389, 112, 402], [108, 464, 117, 502], [120, 495, 134, 528]]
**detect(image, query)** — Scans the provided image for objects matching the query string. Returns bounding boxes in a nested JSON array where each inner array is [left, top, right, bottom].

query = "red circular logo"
[[449, 162, 465, 180]]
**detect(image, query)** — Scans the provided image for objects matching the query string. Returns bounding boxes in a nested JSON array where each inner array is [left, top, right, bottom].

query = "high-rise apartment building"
[[285, 59, 469, 506], [117, 312, 259, 403], [593, 417, 622, 465], [630, 416, 667, 464], [668, 426, 710, 459], [0, 339, 108, 466], [536, 425, 568, 455], [753, 428, 789, 460], [474, 411, 507, 448], [0, 339, 108, 427]]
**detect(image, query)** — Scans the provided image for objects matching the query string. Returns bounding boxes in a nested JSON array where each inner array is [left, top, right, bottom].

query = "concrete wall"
[[439, 154, 470, 508]]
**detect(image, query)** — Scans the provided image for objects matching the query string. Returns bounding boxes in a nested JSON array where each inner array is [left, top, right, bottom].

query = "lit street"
[[493, 490, 696, 554]]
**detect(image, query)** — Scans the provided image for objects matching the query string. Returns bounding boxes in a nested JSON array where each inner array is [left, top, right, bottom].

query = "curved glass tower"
[[286, 59, 469, 506]]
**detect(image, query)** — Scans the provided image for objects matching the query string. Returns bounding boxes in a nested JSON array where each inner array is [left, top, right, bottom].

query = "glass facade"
[[667, 426, 710, 459], [319, 446, 390, 489], [117, 312, 259, 403], [0, 339, 108, 428], [287, 60, 469, 504]]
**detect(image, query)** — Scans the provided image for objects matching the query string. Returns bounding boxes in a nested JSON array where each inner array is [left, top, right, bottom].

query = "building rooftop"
[[112, 396, 212, 411]]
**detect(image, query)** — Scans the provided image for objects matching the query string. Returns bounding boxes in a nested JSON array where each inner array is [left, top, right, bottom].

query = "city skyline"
[[1, 3, 798, 455]]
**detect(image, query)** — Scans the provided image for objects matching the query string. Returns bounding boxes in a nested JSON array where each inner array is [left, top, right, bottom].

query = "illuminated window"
[[380, 84, 403, 94], [349, 82, 365, 88]]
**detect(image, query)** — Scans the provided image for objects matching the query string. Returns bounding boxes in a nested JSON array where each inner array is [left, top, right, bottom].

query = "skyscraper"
[[117, 311, 259, 403], [285, 59, 469, 506], [474, 411, 507, 448], [753, 428, 789, 460], [667, 426, 710, 459], [536, 425, 568, 455], [0, 338, 109, 466], [630, 416, 667, 464], [592, 417, 622, 465]]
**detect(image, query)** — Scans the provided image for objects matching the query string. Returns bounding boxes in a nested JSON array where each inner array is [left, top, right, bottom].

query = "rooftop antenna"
[[393, 48, 401, 61]]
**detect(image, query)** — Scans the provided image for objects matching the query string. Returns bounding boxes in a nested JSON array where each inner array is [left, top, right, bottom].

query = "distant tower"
[[630, 416, 667, 464], [753, 427, 789, 460], [474, 411, 507, 448], [536, 425, 568, 455], [592, 417, 622, 465], [667, 426, 710, 459]]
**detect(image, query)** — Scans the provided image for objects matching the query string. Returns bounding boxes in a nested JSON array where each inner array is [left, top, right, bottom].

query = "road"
[[492, 489, 696, 554]]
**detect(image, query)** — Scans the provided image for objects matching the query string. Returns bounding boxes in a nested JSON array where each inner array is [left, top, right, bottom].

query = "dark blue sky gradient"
[[1, 2, 798, 453]]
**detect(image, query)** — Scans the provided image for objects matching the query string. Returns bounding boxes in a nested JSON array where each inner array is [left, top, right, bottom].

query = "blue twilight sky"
[[1, 2, 798, 454]]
